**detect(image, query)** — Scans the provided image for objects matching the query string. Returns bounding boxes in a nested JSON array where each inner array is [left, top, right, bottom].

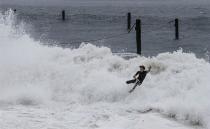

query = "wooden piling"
[[136, 19, 141, 55], [127, 12, 131, 30], [62, 10, 66, 21], [175, 18, 179, 40]]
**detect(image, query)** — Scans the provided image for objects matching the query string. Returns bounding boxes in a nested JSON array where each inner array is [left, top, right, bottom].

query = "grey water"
[[1, 2, 210, 57]]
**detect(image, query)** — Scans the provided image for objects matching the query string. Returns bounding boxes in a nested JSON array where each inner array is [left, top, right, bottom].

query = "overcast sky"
[[1, 0, 210, 6]]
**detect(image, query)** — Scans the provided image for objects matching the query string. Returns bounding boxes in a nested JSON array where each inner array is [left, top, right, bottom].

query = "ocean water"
[[1, 3, 210, 57], [1, 4, 210, 129]]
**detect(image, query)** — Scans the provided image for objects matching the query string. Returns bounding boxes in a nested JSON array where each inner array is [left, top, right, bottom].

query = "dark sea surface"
[[1, 3, 210, 57]]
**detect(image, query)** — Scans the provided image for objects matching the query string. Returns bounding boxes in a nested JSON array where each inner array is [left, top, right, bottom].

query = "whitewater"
[[0, 9, 210, 129]]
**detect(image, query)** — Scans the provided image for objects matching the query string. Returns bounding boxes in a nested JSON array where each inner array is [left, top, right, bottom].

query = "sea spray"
[[1, 9, 210, 127]]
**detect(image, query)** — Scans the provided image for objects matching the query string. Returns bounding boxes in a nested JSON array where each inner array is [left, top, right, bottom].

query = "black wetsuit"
[[126, 71, 148, 84]]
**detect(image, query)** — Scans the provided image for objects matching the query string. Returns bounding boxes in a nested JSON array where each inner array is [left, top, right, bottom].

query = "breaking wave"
[[1, 9, 210, 127]]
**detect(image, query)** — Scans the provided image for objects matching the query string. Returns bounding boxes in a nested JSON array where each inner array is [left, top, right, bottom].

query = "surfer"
[[126, 65, 151, 93]]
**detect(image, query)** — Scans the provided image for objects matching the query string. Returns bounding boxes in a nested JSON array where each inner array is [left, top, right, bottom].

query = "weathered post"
[[62, 10, 66, 21], [127, 12, 131, 30], [136, 19, 141, 55], [175, 18, 179, 40]]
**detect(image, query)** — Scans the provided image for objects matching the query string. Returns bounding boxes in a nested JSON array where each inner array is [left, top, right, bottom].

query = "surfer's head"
[[139, 65, 145, 71]]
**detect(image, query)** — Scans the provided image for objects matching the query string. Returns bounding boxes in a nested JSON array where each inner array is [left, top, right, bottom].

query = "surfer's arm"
[[146, 66, 152, 73], [133, 71, 139, 78]]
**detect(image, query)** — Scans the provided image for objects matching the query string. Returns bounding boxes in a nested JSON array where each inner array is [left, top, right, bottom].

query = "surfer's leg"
[[129, 82, 142, 93], [126, 79, 136, 84], [129, 84, 138, 93]]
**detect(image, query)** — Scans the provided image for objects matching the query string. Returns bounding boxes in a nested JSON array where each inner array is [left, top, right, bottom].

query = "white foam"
[[1, 9, 210, 127]]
